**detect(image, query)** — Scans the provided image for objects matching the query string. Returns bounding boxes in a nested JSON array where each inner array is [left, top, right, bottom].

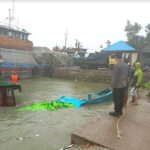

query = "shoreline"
[[53, 67, 150, 83]]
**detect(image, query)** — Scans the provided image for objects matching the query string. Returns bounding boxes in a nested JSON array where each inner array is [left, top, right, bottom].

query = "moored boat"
[[57, 88, 113, 108], [83, 88, 112, 105], [0, 4, 54, 79]]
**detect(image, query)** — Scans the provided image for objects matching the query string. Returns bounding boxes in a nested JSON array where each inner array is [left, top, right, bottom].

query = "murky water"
[[0, 77, 112, 150]]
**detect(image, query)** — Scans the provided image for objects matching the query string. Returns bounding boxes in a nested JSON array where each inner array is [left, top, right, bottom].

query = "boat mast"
[[8, 9, 11, 27], [64, 28, 67, 53], [12, 0, 15, 25]]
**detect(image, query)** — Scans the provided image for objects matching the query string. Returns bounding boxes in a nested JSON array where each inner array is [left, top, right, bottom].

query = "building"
[[102, 40, 138, 66], [140, 46, 150, 67]]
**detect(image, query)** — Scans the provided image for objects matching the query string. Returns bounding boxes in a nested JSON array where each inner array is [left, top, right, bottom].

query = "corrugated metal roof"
[[0, 24, 30, 34], [102, 40, 136, 51]]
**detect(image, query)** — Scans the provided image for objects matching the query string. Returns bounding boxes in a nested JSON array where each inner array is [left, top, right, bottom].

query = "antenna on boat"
[[12, 0, 15, 23], [8, 0, 15, 27], [8, 9, 11, 27], [8, 8, 14, 27]]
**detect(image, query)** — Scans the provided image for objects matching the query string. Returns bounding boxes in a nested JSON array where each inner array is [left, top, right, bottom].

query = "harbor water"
[[0, 77, 112, 150]]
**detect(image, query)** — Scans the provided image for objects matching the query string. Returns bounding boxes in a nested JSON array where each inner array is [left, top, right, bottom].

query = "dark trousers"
[[113, 87, 126, 114]]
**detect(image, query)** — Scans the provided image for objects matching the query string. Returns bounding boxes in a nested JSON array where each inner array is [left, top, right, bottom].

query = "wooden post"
[[5, 87, 16, 106], [0, 88, 4, 106]]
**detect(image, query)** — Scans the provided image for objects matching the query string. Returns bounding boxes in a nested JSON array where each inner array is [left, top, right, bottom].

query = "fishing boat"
[[16, 88, 112, 110], [83, 88, 112, 105], [0, 2, 54, 79], [57, 88, 113, 108], [73, 52, 109, 69]]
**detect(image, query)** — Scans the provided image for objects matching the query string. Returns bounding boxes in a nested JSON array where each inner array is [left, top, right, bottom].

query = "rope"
[[116, 108, 126, 139]]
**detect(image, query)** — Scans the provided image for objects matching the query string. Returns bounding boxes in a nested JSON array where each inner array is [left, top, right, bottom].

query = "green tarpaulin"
[[17, 101, 74, 111]]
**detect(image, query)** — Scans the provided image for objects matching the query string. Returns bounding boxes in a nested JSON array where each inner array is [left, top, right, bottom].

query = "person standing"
[[109, 53, 129, 117], [130, 62, 143, 105], [123, 58, 131, 107], [10, 72, 20, 84]]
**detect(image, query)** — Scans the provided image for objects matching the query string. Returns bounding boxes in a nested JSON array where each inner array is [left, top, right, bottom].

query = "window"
[[3, 31, 8, 36], [24, 34, 28, 40], [16, 33, 19, 38], [20, 34, 23, 39], [0, 30, 3, 35], [12, 32, 15, 38], [8, 31, 13, 37]]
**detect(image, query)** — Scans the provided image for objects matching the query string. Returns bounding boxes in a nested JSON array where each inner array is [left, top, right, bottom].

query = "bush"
[[144, 81, 150, 90], [146, 91, 150, 99]]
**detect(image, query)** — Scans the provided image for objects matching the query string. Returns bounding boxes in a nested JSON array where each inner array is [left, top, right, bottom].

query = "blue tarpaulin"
[[102, 41, 136, 52], [57, 96, 87, 108]]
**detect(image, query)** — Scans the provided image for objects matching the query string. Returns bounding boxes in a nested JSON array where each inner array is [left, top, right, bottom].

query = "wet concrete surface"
[[0, 77, 111, 150], [71, 92, 150, 150]]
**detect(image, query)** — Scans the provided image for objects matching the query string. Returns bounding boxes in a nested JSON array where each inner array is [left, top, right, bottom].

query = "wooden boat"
[[57, 88, 112, 108]]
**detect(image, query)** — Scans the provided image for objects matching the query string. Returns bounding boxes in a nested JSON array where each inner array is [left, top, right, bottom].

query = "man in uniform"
[[109, 53, 129, 117]]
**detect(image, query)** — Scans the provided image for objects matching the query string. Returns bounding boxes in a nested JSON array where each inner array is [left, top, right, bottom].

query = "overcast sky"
[[0, 0, 150, 52]]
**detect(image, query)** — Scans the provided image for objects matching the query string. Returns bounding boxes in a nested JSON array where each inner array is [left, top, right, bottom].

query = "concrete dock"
[[71, 100, 150, 150]]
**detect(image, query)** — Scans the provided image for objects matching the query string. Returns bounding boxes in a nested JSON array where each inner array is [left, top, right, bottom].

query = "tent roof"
[[102, 41, 136, 52]]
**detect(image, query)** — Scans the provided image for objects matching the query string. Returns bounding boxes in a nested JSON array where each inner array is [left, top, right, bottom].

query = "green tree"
[[124, 20, 144, 49], [145, 23, 150, 46]]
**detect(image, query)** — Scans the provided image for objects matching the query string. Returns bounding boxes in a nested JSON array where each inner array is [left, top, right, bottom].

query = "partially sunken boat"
[[0, 9, 54, 79]]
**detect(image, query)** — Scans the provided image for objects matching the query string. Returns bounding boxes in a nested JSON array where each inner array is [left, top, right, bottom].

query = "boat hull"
[[0, 62, 47, 79], [82, 89, 112, 105], [57, 89, 113, 108], [0, 48, 53, 79], [0, 36, 33, 51]]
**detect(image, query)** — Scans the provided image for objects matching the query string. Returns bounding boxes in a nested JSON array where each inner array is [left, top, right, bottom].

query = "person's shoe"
[[109, 111, 122, 117], [131, 96, 136, 103], [118, 112, 123, 116], [133, 102, 138, 105], [123, 103, 127, 108]]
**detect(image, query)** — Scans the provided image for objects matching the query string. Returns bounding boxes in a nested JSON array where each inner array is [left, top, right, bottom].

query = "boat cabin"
[[0, 25, 33, 51], [0, 25, 30, 40]]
